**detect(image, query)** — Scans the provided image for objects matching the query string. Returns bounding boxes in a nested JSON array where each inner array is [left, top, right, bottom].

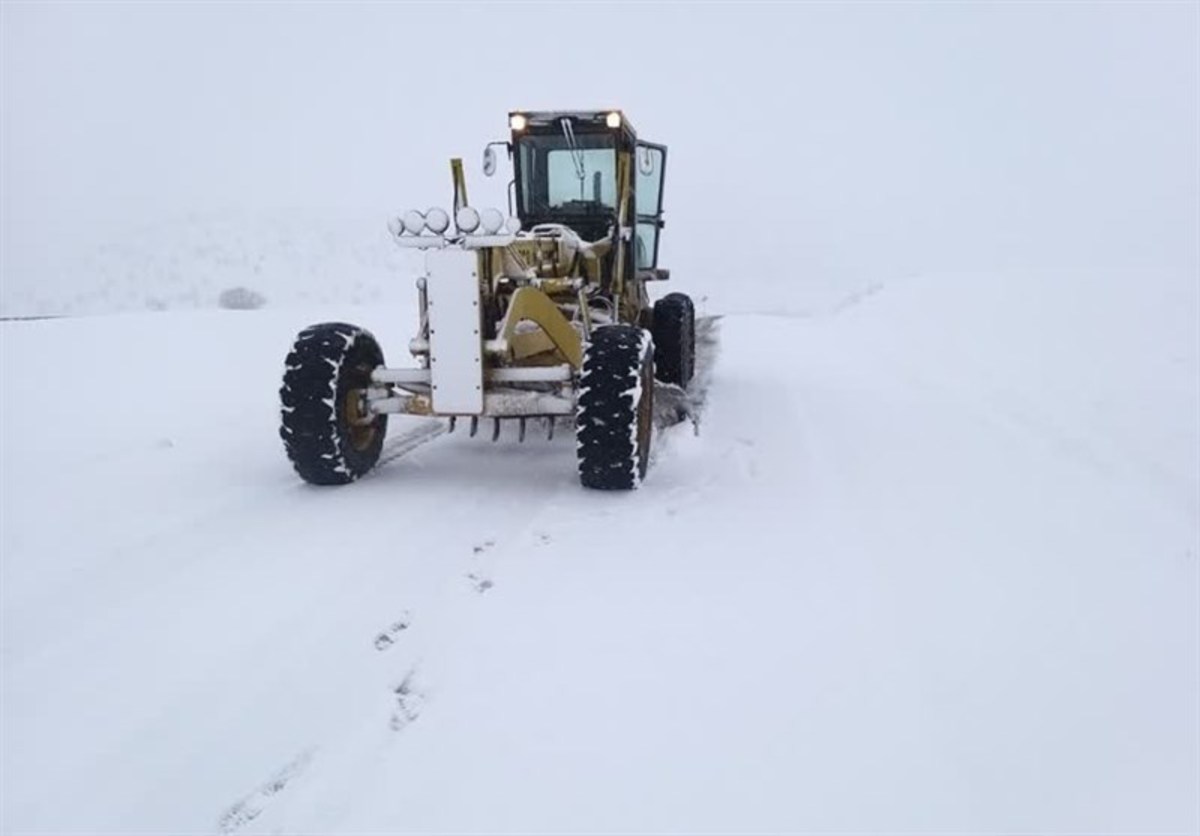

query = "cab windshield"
[[516, 132, 617, 219]]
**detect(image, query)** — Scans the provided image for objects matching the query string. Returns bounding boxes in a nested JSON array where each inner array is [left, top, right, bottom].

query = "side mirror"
[[638, 146, 655, 176], [482, 146, 497, 177]]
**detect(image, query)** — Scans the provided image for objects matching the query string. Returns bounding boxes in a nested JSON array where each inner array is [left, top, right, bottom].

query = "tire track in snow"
[[375, 418, 447, 468]]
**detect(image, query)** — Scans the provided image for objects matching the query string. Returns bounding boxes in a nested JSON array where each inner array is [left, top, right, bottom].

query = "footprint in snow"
[[390, 669, 427, 731], [472, 539, 496, 555], [466, 572, 494, 594], [373, 613, 411, 651]]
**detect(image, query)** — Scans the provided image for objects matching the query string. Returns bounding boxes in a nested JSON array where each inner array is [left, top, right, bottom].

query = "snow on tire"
[[279, 322, 387, 485], [576, 325, 655, 490]]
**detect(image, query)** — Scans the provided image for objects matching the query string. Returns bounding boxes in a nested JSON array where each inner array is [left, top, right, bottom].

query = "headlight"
[[424, 207, 450, 234], [455, 206, 480, 233], [504, 216, 522, 234], [387, 217, 404, 237], [509, 113, 527, 131], [402, 209, 425, 236], [606, 111, 621, 129], [480, 207, 504, 235]]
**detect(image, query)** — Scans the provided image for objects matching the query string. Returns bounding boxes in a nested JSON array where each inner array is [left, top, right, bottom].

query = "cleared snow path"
[[2, 272, 1196, 833]]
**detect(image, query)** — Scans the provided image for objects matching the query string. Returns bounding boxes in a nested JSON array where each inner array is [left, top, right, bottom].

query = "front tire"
[[576, 325, 654, 490], [279, 322, 387, 485], [652, 292, 695, 386]]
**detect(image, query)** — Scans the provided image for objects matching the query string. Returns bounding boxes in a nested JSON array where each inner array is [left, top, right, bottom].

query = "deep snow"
[[1, 268, 1195, 833]]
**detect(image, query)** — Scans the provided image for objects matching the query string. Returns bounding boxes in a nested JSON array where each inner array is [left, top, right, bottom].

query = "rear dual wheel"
[[652, 292, 695, 387]]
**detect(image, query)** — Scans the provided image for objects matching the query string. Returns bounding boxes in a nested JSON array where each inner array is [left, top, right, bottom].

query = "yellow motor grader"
[[279, 110, 694, 490]]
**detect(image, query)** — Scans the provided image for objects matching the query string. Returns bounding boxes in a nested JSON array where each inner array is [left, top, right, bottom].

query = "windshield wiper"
[[559, 117, 587, 199]]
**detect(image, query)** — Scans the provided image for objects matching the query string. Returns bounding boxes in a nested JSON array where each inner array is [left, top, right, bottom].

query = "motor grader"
[[279, 110, 695, 490]]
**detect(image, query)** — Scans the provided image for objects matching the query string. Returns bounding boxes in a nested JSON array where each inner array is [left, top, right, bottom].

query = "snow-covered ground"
[[0, 211, 421, 318], [3, 1, 1196, 831], [2, 267, 1195, 833]]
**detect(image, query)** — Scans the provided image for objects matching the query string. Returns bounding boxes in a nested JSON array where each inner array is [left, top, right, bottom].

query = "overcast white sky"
[[1, 1, 1196, 306]]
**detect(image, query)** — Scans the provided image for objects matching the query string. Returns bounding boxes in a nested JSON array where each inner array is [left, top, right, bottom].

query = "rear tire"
[[576, 325, 654, 490], [279, 322, 387, 485], [652, 292, 695, 386]]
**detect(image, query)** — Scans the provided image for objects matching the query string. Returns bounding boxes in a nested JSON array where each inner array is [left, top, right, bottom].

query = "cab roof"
[[509, 109, 638, 136]]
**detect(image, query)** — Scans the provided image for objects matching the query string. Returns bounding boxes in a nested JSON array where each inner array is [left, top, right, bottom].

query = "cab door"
[[634, 142, 667, 271]]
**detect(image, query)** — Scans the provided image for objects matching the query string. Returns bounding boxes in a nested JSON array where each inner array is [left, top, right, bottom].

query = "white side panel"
[[427, 249, 484, 414]]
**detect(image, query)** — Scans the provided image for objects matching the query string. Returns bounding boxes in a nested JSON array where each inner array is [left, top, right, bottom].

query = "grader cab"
[[279, 110, 695, 490]]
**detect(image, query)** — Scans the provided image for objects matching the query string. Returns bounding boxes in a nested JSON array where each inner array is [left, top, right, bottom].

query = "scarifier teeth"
[[449, 416, 560, 441]]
